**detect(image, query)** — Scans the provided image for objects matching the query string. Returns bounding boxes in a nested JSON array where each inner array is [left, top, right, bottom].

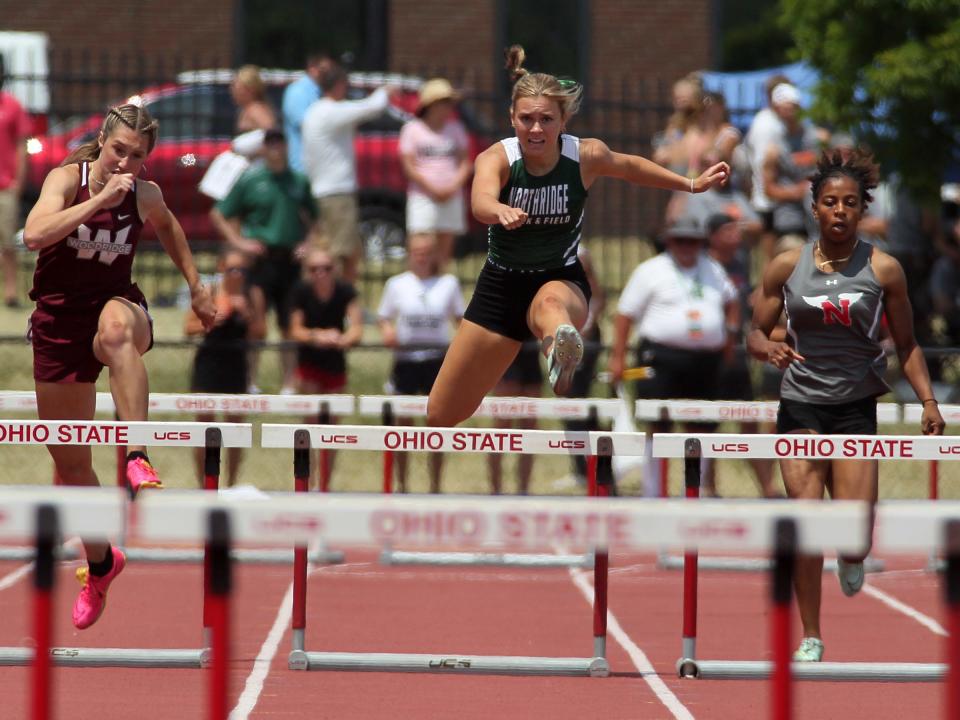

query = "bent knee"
[[96, 318, 135, 353], [54, 462, 97, 487]]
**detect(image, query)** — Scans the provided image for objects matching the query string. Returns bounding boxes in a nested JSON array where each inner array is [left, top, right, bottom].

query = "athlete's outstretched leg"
[[527, 280, 588, 396], [427, 320, 520, 427]]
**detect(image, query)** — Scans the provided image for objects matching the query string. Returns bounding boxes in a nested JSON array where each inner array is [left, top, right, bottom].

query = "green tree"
[[780, 0, 960, 203]]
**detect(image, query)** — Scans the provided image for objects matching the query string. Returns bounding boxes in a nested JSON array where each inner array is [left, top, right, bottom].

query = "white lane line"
[[0, 561, 34, 592], [229, 580, 295, 720], [0, 538, 80, 593], [568, 565, 695, 720], [863, 582, 948, 637]]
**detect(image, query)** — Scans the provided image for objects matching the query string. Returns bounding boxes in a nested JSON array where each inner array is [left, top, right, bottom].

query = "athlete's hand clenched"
[[496, 204, 528, 230]]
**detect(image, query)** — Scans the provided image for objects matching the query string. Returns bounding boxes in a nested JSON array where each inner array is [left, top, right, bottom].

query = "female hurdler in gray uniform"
[[748, 148, 945, 662], [427, 45, 729, 427]]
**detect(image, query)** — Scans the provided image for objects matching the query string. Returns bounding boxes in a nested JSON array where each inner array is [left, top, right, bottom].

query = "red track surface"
[[0, 549, 947, 719]]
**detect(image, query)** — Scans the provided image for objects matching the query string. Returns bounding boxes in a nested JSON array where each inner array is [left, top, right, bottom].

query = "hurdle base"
[[684, 659, 945, 681], [380, 549, 593, 569], [657, 554, 885, 574], [289, 651, 609, 677], [0, 647, 204, 668]]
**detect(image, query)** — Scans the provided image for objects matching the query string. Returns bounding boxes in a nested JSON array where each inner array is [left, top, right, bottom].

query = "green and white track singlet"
[[487, 134, 587, 271]]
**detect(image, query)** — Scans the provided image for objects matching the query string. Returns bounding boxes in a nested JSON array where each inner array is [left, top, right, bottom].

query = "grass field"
[[1, 243, 957, 498]]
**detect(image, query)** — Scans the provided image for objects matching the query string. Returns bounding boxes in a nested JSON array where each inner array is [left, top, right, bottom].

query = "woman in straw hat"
[[399, 78, 472, 268]]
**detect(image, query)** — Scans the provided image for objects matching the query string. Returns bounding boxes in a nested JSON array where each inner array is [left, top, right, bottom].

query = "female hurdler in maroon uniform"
[[23, 104, 216, 629]]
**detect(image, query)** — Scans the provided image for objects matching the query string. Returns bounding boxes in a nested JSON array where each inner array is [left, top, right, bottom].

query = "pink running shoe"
[[72, 547, 126, 629], [126, 456, 163, 498]]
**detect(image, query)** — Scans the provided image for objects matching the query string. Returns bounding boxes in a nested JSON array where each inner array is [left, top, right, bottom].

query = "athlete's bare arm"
[[23, 166, 130, 250], [470, 144, 526, 229], [746, 248, 805, 368], [139, 180, 216, 330], [578, 138, 728, 192], [874, 250, 944, 435]]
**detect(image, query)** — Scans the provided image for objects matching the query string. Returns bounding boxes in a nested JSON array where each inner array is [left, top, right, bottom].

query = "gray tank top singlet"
[[780, 240, 889, 404]]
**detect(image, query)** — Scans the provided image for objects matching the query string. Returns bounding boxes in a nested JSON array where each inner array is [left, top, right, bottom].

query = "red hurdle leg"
[[659, 457, 669, 498], [944, 519, 960, 720], [679, 439, 701, 672], [931, 460, 940, 501], [381, 403, 395, 494], [31, 505, 57, 720], [586, 455, 597, 497], [292, 430, 311, 656], [207, 509, 232, 720], [771, 518, 797, 720], [202, 429, 222, 649]]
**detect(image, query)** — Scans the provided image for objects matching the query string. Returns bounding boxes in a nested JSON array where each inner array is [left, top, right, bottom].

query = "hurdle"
[[0, 419, 251, 670], [7, 487, 234, 720], [0, 391, 351, 566], [357, 395, 622, 569], [261, 423, 644, 676], [654, 432, 952, 682], [902, 402, 960, 572], [637, 400, 897, 574]]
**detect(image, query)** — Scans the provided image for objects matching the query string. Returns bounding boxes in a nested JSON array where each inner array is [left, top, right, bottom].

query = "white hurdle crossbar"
[[653, 433, 952, 684], [637, 401, 900, 574], [0, 421, 252, 670], [357, 396, 623, 570], [134, 488, 867, 684], [0, 393, 350, 567]]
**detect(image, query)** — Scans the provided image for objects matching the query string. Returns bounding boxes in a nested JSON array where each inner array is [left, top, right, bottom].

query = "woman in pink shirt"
[[399, 78, 472, 268]]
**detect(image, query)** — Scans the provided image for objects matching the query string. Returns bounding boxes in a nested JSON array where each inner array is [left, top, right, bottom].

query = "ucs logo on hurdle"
[[428, 657, 472, 669]]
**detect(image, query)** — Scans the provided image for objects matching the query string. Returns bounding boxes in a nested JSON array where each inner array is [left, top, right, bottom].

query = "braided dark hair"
[[810, 147, 880, 208]]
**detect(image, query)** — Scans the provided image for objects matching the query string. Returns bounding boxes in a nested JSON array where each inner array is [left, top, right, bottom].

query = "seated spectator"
[[608, 217, 738, 497], [288, 247, 363, 487], [693, 91, 742, 173], [378, 235, 465, 492], [653, 73, 706, 225], [184, 250, 266, 487], [399, 78, 472, 269]]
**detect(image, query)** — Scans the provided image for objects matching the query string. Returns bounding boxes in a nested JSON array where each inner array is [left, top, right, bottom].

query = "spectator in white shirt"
[[378, 235, 465, 492], [609, 216, 738, 496], [303, 63, 397, 282]]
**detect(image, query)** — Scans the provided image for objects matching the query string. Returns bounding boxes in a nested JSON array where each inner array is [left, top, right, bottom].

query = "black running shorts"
[[776, 396, 878, 435], [463, 260, 591, 342]]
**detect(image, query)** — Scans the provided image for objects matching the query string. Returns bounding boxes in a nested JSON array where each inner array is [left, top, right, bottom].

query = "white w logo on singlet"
[[66, 224, 133, 266]]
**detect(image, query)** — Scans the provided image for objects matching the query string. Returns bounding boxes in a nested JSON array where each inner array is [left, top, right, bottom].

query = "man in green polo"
[[210, 128, 317, 393]]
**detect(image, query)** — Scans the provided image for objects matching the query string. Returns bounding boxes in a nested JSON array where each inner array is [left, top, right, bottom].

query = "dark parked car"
[[24, 69, 488, 260]]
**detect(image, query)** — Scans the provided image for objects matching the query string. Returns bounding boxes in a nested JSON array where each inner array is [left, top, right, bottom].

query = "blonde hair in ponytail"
[[504, 45, 582, 119], [61, 103, 160, 166]]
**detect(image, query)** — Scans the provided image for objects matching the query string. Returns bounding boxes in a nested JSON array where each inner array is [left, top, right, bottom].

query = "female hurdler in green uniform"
[[427, 46, 729, 427]]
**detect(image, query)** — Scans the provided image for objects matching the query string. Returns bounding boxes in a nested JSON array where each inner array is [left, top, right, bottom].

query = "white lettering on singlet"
[[507, 184, 570, 222], [67, 224, 133, 266]]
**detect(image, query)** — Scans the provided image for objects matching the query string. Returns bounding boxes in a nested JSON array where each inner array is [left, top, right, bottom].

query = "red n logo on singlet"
[[801, 293, 863, 327]]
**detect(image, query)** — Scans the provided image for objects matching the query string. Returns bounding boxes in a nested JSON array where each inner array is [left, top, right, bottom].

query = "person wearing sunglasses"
[[184, 249, 265, 486]]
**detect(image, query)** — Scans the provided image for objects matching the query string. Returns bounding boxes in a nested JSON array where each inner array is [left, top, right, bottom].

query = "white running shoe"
[[837, 557, 865, 597], [792, 637, 824, 662], [546, 324, 583, 397]]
